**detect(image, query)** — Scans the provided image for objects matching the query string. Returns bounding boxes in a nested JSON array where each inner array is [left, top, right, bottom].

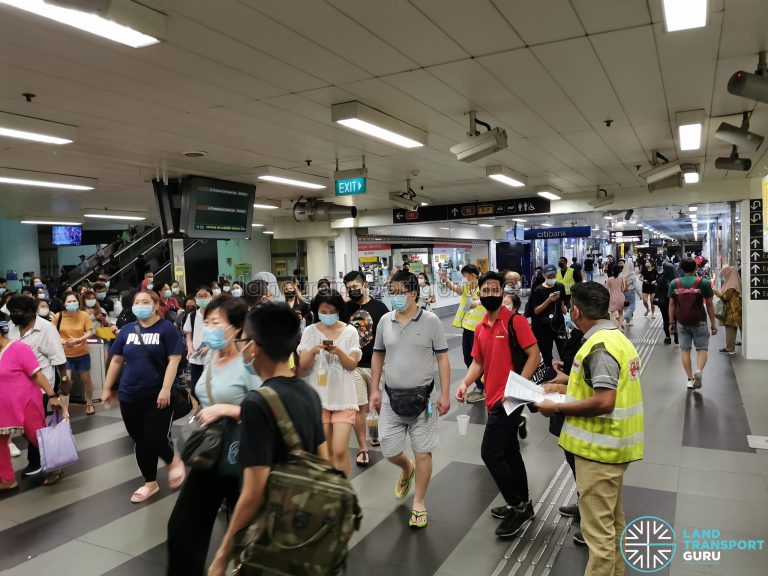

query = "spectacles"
[[233, 338, 252, 352]]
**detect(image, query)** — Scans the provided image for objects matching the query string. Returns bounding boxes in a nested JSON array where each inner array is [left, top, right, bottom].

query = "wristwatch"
[[60, 375, 70, 382]]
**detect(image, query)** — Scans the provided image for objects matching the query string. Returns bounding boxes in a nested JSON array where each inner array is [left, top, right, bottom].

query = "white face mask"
[[85, 299, 97, 308], [222, 286, 231, 292], [212, 289, 222, 297], [545, 278, 556, 287], [38, 308, 50, 317]]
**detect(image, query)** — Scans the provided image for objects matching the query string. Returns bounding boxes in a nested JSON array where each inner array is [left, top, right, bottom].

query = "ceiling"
[[1, 0, 767, 224]]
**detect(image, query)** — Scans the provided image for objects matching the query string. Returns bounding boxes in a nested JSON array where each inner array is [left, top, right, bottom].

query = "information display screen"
[[182, 176, 256, 240], [52, 225, 82, 246]]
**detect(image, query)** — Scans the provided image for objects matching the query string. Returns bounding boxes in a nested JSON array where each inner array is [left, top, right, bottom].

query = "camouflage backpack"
[[233, 387, 362, 576]]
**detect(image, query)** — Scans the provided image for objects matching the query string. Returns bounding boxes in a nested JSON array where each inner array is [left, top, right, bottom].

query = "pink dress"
[[0, 341, 45, 435], [606, 277, 625, 313]]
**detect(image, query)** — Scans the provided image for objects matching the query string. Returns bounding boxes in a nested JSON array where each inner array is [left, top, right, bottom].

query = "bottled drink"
[[366, 408, 379, 443]]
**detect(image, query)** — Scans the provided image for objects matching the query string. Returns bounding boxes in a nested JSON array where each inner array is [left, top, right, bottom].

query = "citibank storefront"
[[525, 226, 598, 269]]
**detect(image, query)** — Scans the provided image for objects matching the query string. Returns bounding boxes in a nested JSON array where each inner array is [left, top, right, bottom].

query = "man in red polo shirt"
[[457, 271, 542, 539]]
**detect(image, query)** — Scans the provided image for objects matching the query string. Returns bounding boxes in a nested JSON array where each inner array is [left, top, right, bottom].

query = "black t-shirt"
[[583, 258, 594, 272], [342, 297, 389, 368], [239, 376, 325, 468], [530, 283, 566, 328]]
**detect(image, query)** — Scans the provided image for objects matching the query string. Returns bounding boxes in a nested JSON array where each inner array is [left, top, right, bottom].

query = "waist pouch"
[[385, 381, 434, 417]]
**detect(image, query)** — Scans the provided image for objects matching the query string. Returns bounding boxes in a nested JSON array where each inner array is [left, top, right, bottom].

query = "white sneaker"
[[693, 371, 703, 390], [8, 440, 21, 458], [686, 379, 695, 389]]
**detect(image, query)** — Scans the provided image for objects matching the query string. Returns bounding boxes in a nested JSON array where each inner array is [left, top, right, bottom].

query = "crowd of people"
[[0, 247, 742, 575]]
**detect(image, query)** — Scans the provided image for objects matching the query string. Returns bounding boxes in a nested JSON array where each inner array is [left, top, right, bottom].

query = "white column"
[[333, 228, 356, 284], [306, 237, 330, 292]]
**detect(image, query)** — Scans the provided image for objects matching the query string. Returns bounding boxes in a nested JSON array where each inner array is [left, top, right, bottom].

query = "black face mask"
[[480, 295, 503, 312], [9, 313, 27, 326], [348, 289, 363, 301], [284, 291, 296, 298]]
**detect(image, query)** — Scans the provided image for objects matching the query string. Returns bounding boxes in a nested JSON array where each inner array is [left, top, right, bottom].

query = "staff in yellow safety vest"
[[557, 256, 580, 309], [439, 264, 486, 403], [536, 281, 643, 576]]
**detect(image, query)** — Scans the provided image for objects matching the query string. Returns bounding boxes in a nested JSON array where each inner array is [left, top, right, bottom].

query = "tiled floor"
[[2, 305, 767, 575]]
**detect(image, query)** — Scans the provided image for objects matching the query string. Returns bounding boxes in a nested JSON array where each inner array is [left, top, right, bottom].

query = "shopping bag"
[[36, 411, 79, 471]]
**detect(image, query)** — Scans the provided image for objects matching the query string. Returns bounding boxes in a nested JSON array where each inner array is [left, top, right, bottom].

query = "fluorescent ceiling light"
[[332, 101, 427, 148], [662, 0, 707, 32], [0, 176, 92, 190], [683, 171, 699, 184], [604, 215, 615, 220], [253, 202, 280, 210], [0, 167, 95, 190], [439, 227, 450, 230], [263, 230, 274, 235], [535, 186, 561, 200], [420, 201, 429, 207], [677, 110, 705, 151], [21, 219, 81, 225], [0, 111, 77, 145], [512, 218, 527, 222], [251, 223, 265, 227], [255, 166, 327, 190], [479, 223, 494, 228], [689, 206, 698, 211], [541, 223, 553, 228], [486, 165, 527, 187], [84, 213, 145, 221], [0, 0, 166, 48]]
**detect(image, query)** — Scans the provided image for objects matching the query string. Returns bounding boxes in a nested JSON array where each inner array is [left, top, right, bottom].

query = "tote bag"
[[36, 411, 79, 471]]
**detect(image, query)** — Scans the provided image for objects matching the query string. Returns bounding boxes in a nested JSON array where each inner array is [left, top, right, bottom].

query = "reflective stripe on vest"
[[558, 328, 644, 464], [452, 286, 486, 331], [557, 267, 575, 295]]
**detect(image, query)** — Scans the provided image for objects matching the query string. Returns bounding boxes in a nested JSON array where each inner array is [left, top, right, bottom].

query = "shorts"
[[378, 400, 439, 458], [66, 354, 91, 372], [322, 408, 356, 426], [677, 322, 710, 351], [354, 368, 370, 406]]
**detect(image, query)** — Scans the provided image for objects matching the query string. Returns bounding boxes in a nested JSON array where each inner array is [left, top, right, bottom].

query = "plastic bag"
[[366, 408, 379, 443], [36, 411, 78, 471], [316, 350, 329, 388]]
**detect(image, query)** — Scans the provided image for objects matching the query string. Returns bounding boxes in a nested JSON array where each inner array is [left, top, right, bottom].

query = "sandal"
[[86, 403, 95, 416], [370, 439, 381, 447], [43, 469, 64, 486], [167, 460, 186, 490], [355, 451, 370, 468], [0, 479, 19, 491], [394, 460, 415, 499], [130, 484, 159, 503], [409, 510, 428, 529]]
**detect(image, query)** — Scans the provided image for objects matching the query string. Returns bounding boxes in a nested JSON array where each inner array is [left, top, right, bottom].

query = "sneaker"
[[686, 379, 694, 389], [663, 337, 672, 345], [518, 415, 528, 440], [693, 371, 703, 389], [719, 348, 735, 356], [491, 505, 511, 519], [23, 464, 42, 476], [573, 528, 586, 545], [495, 501, 534, 539], [736, 341, 742, 346], [466, 389, 485, 404], [558, 503, 580, 518], [8, 440, 21, 458]]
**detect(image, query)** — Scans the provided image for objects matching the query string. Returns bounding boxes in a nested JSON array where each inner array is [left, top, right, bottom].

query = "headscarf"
[[720, 266, 742, 294], [253, 271, 282, 301], [662, 261, 677, 281], [619, 260, 634, 281]]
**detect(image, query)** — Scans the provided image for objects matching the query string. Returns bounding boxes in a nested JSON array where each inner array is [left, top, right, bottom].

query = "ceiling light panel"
[[535, 185, 561, 200], [0, 168, 95, 190], [0, 111, 77, 145], [677, 109, 704, 151], [21, 219, 81, 225], [83, 213, 146, 221], [332, 101, 427, 148], [254, 166, 327, 190], [662, 0, 707, 32], [486, 165, 527, 187]]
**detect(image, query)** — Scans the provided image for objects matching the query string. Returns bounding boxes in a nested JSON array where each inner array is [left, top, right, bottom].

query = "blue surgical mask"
[[0, 288, 6, 296], [545, 278, 556, 287], [244, 360, 258, 376], [564, 314, 575, 331], [164, 290, 173, 298], [203, 326, 231, 350], [232, 288, 243, 297], [65, 303, 80, 312], [319, 313, 339, 326], [96, 291, 107, 300], [34, 283, 44, 289], [390, 295, 409, 312], [146, 283, 154, 291], [132, 304, 153, 320]]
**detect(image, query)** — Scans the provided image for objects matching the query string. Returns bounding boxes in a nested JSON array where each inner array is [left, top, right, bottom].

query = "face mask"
[[164, 290, 173, 298], [0, 320, 8, 336], [244, 358, 258, 376], [232, 288, 243, 297], [10, 313, 26, 325], [418, 279, 425, 285], [172, 287, 180, 294], [38, 308, 50, 318], [34, 283, 44, 289], [65, 303, 80, 312], [38, 293, 46, 300], [390, 295, 409, 312], [203, 326, 231, 350], [319, 313, 339, 326], [212, 289, 221, 297], [196, 298, 211, 309], [564, 314, 575, 331], [113, 301, 123, 315], [85, 299, 97, 308], [146, 283, 154, 291], [96, 292, 107, 300], [223, 286, 231, 292], [545, 278, 556, 287], [105, 282, 110, 289], [285, 290, 296, 298], [348, 289, 363, 301], [132, 304, 153, 320], [503, 285, 515, 294], [0, 288, 6, 296], [479, 295, 503, 312]]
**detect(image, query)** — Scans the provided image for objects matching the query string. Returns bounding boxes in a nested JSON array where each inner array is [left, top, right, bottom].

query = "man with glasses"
[[369, 271, 451, 529]]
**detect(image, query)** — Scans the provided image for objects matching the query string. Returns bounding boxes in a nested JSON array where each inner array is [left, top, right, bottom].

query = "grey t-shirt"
[[373, 308, 448, 389]]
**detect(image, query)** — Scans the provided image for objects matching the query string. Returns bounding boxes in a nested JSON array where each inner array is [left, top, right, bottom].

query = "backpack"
[[234, 387, 362, 576], [507, 313, 548, 384], [673, 277, 704, 326]]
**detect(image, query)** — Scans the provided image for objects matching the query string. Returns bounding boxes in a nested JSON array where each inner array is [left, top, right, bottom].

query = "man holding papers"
[[457, 271, 542, 539], [536, 282, 644, 576]]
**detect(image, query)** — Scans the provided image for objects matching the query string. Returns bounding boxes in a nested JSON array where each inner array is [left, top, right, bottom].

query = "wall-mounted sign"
[[335, 177, 366, 196], [749, 198, 768, 300], [358, 243, 391, 259], [524, 226, 592, 240], [609, 229, 643, 243], [393, 197, 550, 224]]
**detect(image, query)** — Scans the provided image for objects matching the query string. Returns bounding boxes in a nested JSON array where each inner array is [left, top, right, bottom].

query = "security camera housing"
[[715, 122, 764, 151], [641, 161, 681, 184], [293, 200, 357, 222], [388, 192, 419, 211], [588, 194, 616, 208], [714, 156, 751, 171], [728, 71, 768, 105], [450, 127, 508, 162]]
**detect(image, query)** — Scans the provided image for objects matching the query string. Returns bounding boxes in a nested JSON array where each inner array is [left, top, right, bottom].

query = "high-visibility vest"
[[559, 328, 644, 464], [557, 267, 576, 295], [452, 285, 486, 331]]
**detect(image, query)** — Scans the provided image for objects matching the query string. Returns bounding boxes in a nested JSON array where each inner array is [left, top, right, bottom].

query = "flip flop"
[[130, 485, 159, 503], [355, 451, 370, 468], [394, 460, 415, 499], [86, 403, 95, 416], [409, 510, 428, 529], [370, 439, 381, 447], [167, 461, 186, 490]]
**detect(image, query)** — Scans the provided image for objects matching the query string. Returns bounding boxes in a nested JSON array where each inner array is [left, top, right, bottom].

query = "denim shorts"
[[677, 322, 710, 351], [66, 353, 91, 372]]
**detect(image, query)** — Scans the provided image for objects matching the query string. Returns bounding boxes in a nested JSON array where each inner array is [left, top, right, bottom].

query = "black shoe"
[[573, 528, 586, 545], [491, 505, 510, 519], [23, 463, 42, 476], [558, 503, 580, 518], [664, 337, 672, 345], [518, 415, 528, 440], [495, 501, 534, 538]]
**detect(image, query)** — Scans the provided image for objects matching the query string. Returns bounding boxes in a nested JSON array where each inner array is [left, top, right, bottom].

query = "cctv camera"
[[714, 156, 751, 171], [728, 71, 768, 105], [715, 121, 764, 151]]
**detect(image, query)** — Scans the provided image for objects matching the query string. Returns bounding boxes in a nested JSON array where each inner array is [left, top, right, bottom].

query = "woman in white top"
[[297, 291, 361, 477], [417, 273, 436, 311]]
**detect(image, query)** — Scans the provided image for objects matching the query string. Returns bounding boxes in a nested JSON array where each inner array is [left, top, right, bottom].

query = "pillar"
[[333, 229, 355, 283], [0, 220, 41, 290], [306, 237, 330, 294]]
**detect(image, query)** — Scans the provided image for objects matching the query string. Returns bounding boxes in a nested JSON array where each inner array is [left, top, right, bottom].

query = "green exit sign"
[[335, 177, 366, 196]]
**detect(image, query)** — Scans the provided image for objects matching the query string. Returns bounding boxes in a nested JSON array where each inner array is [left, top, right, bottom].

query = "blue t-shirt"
[[111, 319, 185, 403], [195, 353, 262, 408]]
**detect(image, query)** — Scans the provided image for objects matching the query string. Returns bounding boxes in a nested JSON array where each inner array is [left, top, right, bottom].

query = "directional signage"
[[748, 198, 768, 300], [609, 229, 643, 243], [392, 197, 550, 224], [524, 226, 592, 240], [335, 177, 366, 196]]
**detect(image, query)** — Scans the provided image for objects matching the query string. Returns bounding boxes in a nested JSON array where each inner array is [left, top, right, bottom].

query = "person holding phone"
[[297, 290, 360, 478], [529, 264, 567, 368]]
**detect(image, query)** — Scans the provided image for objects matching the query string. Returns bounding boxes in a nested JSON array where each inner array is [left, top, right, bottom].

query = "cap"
[[543, 264, 558, 276]]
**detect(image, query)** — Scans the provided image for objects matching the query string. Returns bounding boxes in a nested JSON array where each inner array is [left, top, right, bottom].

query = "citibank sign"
[[523, 226, 592, 240]]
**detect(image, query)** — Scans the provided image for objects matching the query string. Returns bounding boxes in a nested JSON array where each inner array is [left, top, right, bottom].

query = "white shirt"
[[8, 316, 67, 385], [183, 309, 207, 365]]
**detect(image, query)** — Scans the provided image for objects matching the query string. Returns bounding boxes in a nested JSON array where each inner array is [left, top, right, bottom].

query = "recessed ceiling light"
[[331, 101, 427, 148], [541, 223, 553, 228], [84, 213, 146, 221], [662, 0, 707, 32], [21, 219, 81, 225], [689, 206, 698, 212], [263, 230, 274, 235], [486, 165, 527, 187], [479, 223, 494, 228], [251, 223, 265, 227], [0, 0, 166, 48], [255, 166, 327, 190], [0, 111, 77, 145], [252, 201, 280, 210]]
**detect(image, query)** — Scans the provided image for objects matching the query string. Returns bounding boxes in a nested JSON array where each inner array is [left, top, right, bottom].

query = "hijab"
[[619, 260, 635, 281], [720, 266, 742, 294]]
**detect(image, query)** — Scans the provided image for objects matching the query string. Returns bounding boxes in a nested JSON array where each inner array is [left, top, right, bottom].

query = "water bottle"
[[316, 351, 328, 388], [366, 408, 379, 444]]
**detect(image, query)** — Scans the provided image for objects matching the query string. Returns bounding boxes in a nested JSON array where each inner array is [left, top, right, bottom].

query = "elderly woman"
[[715, 266, 742, 355]]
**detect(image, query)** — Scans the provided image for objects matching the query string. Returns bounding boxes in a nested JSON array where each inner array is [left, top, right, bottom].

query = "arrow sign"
[[751, 200, 762, 210], [752, 238, 762, 248], [395, 211, 404, 221], [752, 251, 762, 261], [752, 277, 762, 286], [752, 212, 762, 223], [753, 289, 762, 298], [450, 207, 459, 217], [753, 264, 761, 273]]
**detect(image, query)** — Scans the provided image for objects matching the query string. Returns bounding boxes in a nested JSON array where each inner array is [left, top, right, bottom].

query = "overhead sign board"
[[524, 225, 592, 240], [649, 238, 664, 247], [609, 229, 643, 243], [748, 198, 768, 300], [392, 197, 550, 224], [335, 177, 366, 196]]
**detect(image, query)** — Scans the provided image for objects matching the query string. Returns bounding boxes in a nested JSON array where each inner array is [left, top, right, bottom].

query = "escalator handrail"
[[153, 240, 201, 276], [108, 238, 169, 281], [111, 226, 160, 260]]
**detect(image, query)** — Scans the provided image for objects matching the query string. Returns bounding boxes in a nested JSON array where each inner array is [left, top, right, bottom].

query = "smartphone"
[[322, 340, 333, 346]]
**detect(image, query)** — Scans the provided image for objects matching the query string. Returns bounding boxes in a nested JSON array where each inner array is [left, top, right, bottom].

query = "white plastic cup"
[[457, 414, 470, 436]]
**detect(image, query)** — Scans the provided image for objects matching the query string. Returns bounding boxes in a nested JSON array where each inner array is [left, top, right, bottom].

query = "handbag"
[[385, 381, 434, 417], [132, 323, 192, 420], [508, 313, 548, 384], [95, 326, 116, 341], [714, 298, 727, 321], [36, 410, 78, 471]]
